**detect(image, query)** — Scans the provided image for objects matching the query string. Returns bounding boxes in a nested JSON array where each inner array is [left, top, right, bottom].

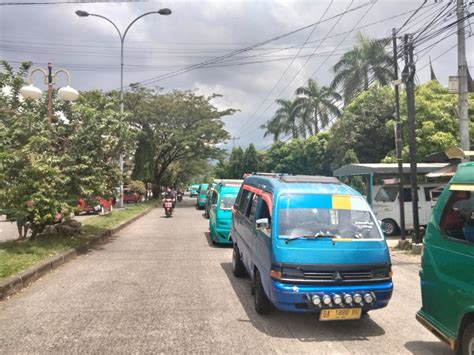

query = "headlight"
[[353, 294, 362, 304], [333, 294, 342, 305], [364, 293, 374, 303], [344, 294, 353, 304], [311, 295, 321, 306], [322, 295, 331, 305]]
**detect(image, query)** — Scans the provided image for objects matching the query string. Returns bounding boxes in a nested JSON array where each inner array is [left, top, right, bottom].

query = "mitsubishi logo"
[[333, 271, 343, 281]]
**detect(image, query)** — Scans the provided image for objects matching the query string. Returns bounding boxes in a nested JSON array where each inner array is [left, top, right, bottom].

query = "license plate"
[[165, 202, 172, 208], [319, 308, 362, 321]]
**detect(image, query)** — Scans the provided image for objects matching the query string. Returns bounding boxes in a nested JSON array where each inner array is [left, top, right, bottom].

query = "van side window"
[[238, 189, 254, 215], [248, 195, 259, 222], [439, 190, 474, 243], [211, 191, 218, 205], [403, 188, 412, 202], [234, 188, 243, 209], [256, 199, 271, 232]]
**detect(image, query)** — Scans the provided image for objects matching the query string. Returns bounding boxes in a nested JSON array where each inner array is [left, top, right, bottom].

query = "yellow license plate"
[[319, 308, 362, 321]]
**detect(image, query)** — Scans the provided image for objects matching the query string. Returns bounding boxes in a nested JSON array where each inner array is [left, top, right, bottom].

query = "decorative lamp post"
[[75, 8, 172, 208], [20, 63, 79, 121]]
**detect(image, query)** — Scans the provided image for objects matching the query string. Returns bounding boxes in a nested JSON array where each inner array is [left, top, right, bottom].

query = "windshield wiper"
[[285, 232, 339, 243]]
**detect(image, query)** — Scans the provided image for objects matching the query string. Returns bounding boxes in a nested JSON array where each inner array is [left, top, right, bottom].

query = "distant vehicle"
[[208, 181, 242, 244], [197, 183, 209, 209], [373, 183, 443, 236], [190, 184, 199, 197], [417, 162, 474, 354], [77, 196, 113, 215], [231, 174, 392, 318], [163, 196, 174, 217], [123, 189, 141, 203]]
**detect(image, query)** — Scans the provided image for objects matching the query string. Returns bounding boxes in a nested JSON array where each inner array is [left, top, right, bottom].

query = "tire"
[[382, 219, 399, 236], [232, 245, 246, 278], [254, 269, 272, 314], [460, 322, 474, 355]]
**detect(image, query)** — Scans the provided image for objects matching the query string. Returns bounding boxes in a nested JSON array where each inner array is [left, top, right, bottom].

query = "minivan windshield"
[[278, 194, 382, 240], [220, 194, 236, 210], [374, 186, 398, 203]]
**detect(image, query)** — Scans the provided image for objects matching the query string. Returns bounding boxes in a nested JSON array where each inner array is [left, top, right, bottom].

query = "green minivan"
[[197, 183, 209, 209], [209, 181, 242, 244], [417, 162, 474, 354]]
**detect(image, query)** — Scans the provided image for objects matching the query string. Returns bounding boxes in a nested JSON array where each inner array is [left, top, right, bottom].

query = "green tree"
[[328, 85, 395, 169], [396, 80, 474, 160], [243, 143, 259, 174], [125, 88, 235, 192], [295, 79, 341, 134], [265, 98, 302, 139], [332, 33, 393, 104], [303, 131, 333, 176], [228, 147, 245, 178], [0, 61, 131, 238]]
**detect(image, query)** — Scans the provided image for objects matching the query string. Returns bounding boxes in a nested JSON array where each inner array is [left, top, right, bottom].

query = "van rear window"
[[278, 194, 382, 240], [374, 186, 398, 203]]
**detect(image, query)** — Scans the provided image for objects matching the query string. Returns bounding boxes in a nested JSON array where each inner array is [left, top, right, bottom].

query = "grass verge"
[[0, 202, 156, 281]]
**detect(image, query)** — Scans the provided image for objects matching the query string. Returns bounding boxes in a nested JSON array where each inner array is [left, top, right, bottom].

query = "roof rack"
[[213, 179, 243, 186], [250, 172, 286, 177], [279, 175, 340, 184]]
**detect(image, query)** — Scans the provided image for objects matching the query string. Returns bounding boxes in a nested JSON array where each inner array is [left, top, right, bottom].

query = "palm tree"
[[260, 116, 283, 143], [295, 79, 341, 135], [331, 32, 393, 104]]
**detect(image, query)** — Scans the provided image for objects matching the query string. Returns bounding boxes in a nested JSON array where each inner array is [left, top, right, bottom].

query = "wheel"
[[254, 269, 272, 314], [232, 245, 246, 278], [460, 322, 474, 355], [382, 219, 399, 236]]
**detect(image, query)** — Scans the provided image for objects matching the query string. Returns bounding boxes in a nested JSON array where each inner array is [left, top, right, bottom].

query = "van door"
[[423, 188, 474, 334], [234, 188, 255, 270], [252, 196, 273, 292], [403, 187, 414, 228], [209, 191, 218, 239]]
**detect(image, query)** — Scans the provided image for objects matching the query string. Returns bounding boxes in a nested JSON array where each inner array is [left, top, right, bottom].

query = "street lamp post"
[[75, 8, 172, 209], [20, 63, 79, 121]]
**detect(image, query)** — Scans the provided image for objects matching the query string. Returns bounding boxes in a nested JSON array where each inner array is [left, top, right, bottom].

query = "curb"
[[0, 206, 155, 300]]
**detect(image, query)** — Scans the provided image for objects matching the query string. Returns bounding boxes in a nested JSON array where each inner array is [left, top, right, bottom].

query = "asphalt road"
[[0, 197, 450, 354]]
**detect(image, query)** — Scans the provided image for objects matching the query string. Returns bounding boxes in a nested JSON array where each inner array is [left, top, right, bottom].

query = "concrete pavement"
[[0, 197, 449, 354]]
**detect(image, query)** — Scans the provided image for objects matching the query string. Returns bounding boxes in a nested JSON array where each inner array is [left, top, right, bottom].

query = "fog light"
[[322, 295, 331, 305], [311, 295, 321, 306], [333, 294, 342, 305], [344, 294, 353, 304], [364, 293, 374, 304], [353, 293, 362, 304]]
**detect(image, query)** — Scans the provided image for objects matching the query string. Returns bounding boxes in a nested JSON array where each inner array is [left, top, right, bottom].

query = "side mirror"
[[256, 218, 269, 230]]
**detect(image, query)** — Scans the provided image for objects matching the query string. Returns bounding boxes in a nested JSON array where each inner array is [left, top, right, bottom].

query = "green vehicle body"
[[197, 183, 209, 208], [190, 184, 199, 197], [417, 162, 474, 353], [209, 184, 240, 245]]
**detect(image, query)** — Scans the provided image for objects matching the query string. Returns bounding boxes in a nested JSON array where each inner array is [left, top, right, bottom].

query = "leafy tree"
[[396, 80, 474, 160], [303, 132, 333, 176], [260, 116, 284, 143], [328, 85, 395, 169], [295, 79, 341, 134], [0, 61, 131, 238], [228, 147, 245, 178], [332, 33, 393, 104], [266, 98, 302, 139], [125, 88, 235, 192], [243, 143, 259, 174]]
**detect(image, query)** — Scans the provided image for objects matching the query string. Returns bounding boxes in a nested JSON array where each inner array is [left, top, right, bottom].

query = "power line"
[[0, 0, 151, 5], [121, 1, 377, 89]]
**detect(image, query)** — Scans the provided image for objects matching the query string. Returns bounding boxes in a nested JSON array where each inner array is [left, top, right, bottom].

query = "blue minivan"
[[230, 174, 393, 319]]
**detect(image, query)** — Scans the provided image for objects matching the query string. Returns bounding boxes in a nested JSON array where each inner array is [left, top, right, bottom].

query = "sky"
[[1, 0, 472, 151]]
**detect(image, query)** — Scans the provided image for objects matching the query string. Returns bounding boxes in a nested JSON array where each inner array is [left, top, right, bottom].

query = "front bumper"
[[270, 279, 393, 313]]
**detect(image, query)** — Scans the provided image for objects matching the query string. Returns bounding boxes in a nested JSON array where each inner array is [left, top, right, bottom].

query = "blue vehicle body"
[[197, 183, 209, 209], [230, 175, 393, 316], [209, 184, 241, 245]]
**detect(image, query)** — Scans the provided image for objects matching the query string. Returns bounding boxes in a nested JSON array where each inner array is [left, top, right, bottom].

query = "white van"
[[373, 184, 444, 235]]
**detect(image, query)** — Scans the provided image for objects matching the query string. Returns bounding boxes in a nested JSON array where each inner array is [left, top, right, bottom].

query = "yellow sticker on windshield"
[[332, 195, 352, 210]]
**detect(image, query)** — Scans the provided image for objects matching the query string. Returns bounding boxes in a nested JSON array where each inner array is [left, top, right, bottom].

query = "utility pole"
[[47, 63, 53, 121], [402, 34, 421, 244], [230, 136, 240, 148], [457, 0, 470, 153], [392, 29, 406, 241]]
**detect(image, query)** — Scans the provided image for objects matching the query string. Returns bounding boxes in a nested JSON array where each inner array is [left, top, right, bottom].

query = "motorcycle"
[[177, 191, 183, 203], [163, 197, 174, 217]]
